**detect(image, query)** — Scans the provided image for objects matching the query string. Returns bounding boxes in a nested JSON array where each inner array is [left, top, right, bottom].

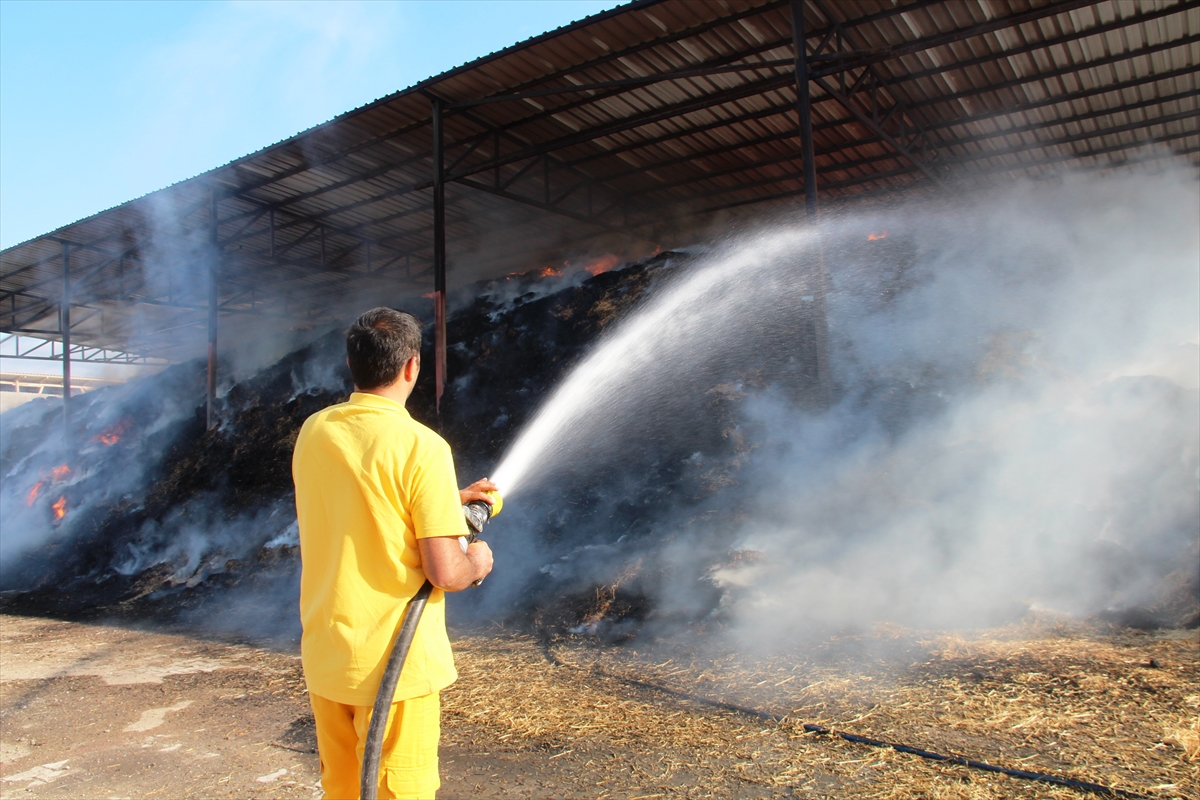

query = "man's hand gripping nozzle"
[[460, 491, 503, 586]]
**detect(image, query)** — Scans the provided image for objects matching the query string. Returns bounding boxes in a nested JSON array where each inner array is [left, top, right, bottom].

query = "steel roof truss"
[[905, 32, 1200, 113], [809, 0, 1108, 81]]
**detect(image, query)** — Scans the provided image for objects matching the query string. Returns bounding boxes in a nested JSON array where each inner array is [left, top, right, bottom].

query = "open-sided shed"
[[1, 0, 1196, 419]]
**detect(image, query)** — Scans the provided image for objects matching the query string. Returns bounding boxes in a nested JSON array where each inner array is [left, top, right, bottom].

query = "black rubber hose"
[[800, 724, 1145, 798], [360, 579, 435, 800]]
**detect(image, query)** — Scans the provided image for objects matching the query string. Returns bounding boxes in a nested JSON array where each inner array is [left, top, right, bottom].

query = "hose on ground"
[[360, 579, 435, 800], [800, 723, 1145, 798], [543, 648, 1144, 799]]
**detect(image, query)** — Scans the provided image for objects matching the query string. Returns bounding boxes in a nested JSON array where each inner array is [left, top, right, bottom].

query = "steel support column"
[[60, 241, 72, 436], [207, 189, 219, 429], [791, 0, 832, 401], [791, 0, 818, 217], [431, 98, 447, 418]]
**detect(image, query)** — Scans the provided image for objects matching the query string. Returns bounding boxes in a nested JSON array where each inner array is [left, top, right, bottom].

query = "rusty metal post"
[[207, 189, 219, 429], [790, 0, 818, 217], [61, 241, 71, 437], [431, 97, 447, 418], [791, 0, 832, 400]]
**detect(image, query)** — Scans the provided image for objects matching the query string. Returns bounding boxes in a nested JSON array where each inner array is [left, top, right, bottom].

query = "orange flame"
[[867, 232, 888, 241], [538, 267, 563, 278], [92, 418, 132, 446], [583, 254, 621, 276], [26, 464, 72, 508], [52, 496, 67, 521]]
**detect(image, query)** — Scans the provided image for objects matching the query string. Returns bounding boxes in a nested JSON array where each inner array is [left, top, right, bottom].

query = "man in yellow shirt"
[[292, 307, 494, 799]]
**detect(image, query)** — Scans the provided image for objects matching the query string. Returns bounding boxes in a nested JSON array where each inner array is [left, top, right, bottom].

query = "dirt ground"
[[1, 613, 1195, 799]]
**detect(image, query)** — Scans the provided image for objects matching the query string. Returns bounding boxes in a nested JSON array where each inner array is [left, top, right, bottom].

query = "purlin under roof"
[[2, 0, 1196, 360]]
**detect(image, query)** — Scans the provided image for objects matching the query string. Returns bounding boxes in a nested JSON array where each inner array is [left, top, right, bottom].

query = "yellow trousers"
[[309, 691, 441, 800]]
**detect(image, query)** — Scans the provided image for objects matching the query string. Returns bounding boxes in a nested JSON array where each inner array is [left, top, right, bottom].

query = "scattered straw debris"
[[443, 621, 1198, 798]]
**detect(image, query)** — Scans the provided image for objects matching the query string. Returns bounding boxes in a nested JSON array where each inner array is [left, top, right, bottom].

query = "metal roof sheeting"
[[2, 0, 1196, 359]]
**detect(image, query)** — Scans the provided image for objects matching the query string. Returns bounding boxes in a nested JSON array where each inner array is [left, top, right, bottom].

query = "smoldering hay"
[[0, 167, 1196, 644]]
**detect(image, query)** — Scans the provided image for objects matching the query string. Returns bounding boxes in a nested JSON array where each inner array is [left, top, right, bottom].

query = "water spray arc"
[[491, 229, 823, 497]]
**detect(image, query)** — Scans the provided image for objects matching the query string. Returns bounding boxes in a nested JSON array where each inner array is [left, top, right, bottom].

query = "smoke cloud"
[[484, 165, 1199, 642], [713, 168, 1199, 641]]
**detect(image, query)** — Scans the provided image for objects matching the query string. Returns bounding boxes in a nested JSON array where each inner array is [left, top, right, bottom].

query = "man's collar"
[[348, 391, 410, 414]]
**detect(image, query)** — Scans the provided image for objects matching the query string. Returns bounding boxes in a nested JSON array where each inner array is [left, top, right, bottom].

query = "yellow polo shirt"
[[292, 392, 462, 706]]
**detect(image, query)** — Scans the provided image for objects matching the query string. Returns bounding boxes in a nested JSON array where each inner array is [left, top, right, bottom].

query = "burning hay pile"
[[3, 250, 762, 633]]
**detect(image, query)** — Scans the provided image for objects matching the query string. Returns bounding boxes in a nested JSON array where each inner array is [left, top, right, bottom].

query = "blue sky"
[[0, 0, 625, 250]]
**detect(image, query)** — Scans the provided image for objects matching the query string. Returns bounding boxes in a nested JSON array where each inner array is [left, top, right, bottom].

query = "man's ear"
[[404, 355, 420, 382]]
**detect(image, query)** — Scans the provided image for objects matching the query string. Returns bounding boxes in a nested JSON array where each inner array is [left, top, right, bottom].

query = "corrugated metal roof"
[[2, 0, 1196, 359]]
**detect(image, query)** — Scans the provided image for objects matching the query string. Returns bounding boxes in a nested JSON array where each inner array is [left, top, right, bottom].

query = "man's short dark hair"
[[346, 307, 422, 389]]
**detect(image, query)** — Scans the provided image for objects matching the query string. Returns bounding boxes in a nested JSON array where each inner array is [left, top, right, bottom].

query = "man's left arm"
[[409, 440, 496, 592], [419, 536, 493, 592]]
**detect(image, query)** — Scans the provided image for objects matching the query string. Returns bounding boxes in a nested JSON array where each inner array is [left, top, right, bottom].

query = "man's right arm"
[[418, 536, 493, 592]]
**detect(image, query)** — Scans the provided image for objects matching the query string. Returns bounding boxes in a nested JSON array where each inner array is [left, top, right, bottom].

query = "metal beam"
[[262, 94, 641, 243], [937, 89, 1200, 155], [596, 110, 858, 184], [694, 123, 1200, 214], [810, 0, 943, 184], [875, 0, 1200, 92], [696, 104, 1200, 208], [891, 129, 1200, 186], [455, 178, 620, 232], [431, 97, 447, 417], [904, 32, 1200, 114], [446, 73, 798, 182], [215, 193, 418, 265], [61, 242, 71, 437], [207, 189, 219, 430], [448, 99, 642, 224], [632, 132, 899, 198], [921, 65, 1200, 135], [937, 108, 1200, 168], [790, 0, 818, 216], [570, 100, 805, 168], [6, 298, 60, 333], [0, 334, 166, 365], [0, 240, 141, 305], [445, 60, 794, 109], [808, 0, 1107, 80]]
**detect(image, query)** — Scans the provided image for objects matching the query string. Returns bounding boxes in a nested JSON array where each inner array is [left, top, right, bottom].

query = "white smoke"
[[482, 164, 1198, 640], [710, 167, 1199, 639]]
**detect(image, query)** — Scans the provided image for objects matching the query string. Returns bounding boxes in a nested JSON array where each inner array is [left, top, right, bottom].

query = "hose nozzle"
[[462, 490, 502, 540], [460, 491, 502, 587]]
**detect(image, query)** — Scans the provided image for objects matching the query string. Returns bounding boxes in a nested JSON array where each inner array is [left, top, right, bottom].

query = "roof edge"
[[1, 0, 664, 256]]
